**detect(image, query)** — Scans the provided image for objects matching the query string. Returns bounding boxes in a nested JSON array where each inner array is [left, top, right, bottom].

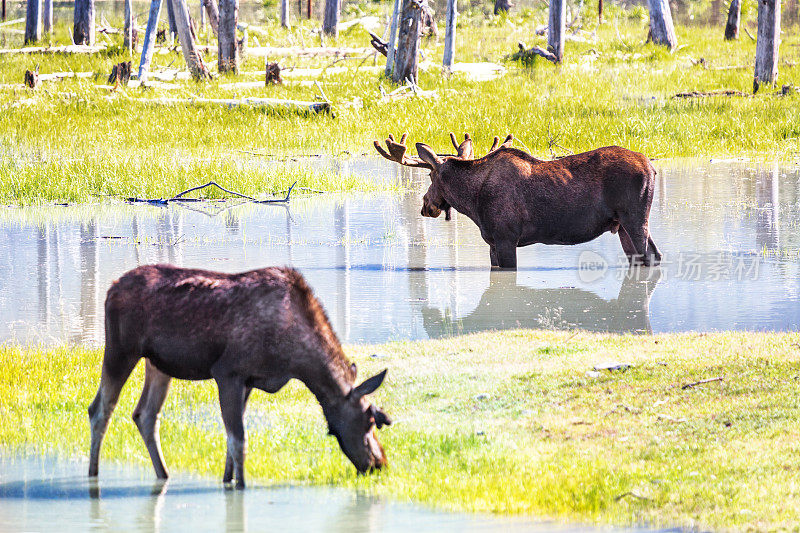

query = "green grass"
[[2, 330, 800, 530], [1, 8, 799, 204]]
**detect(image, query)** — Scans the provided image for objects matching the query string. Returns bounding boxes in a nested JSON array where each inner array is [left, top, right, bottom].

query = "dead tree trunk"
[[393, 0, 423, 83], [124, 0, 133, 48], [547, 0, 565, 61], [280, 0, 289, 27], [647, 0, 677, 49], [2, 0, 6, 21], [170, 0, 209, 79], [322, 0, 339, 37], [724, 0, 741, 39], [442, 0, 456, 68], [307, 0, 312, 19], [218, 0, 238, 73], [73, 0, 95, 45], [138, 0, 163, 80], [494, 0, 511, 14], [598, 0, 603, 23], [384, 0, 401, 77], [204, 0, 218, 34], [753, 0, 781, 93], [25, 0, 42, 44], [42, 0, 52, 34]]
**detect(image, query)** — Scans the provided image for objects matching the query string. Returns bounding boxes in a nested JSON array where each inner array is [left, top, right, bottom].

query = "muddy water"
[[1, 158, 799, 345], [4, 454, 638, 532]]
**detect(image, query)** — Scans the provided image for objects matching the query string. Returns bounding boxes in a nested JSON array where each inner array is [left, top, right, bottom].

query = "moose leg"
[[620, 221, 658, 266], [489, 246, 499, 267], [647, 234, 662, 263], [493, 240, 518, 269], [618, 226, 640, 264], [88, 346, 139, 477], [132, 360, 172, 480], [214, 375, 247, 489], [223, 387, 252, 485]]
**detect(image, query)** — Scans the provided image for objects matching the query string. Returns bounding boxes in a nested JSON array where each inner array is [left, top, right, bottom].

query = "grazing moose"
[[375, 133, 661, 269], [88, 264, 392, 488]]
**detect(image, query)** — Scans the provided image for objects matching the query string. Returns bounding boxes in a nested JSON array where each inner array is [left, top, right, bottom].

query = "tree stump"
[[548, 0, 565, 62], [108, 61, 132, 85], [393, 0, 424, 84], [24, 68, 39, 88], [724, 0, 741, 39], [646, 0, 677, 49], [753, 0, 781, 93], [265, 61, 282, 84]]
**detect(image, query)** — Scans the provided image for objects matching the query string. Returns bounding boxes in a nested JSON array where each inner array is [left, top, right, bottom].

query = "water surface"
[[1, 157, 799, 344], [0, 454, 671, 532]]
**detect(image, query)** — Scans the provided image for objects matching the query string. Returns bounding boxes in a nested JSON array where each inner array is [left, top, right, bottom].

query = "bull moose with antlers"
[[88, 264, 392, 488], [375, 133, 661, 269]]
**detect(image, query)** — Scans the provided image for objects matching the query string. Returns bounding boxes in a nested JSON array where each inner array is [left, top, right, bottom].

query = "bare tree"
[[753, 0, 781, 92], [322, 0, 340, 37], [25, 0, 42, 43], [218, 0, 239, 73], [393, 0, 424, 83], [724, 0, 741, 39], [647, 0, 677, 49], [73, 0, 95, 45], [443, 0, 456, 68], [548, 0, 565, 62]]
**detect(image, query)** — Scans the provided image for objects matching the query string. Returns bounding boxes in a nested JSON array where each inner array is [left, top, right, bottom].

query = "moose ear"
[[351, 368, 388, 399], [415, 143, 443, 170]]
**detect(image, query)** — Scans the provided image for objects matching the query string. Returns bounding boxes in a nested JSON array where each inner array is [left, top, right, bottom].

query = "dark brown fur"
[[88, 264, 391, 488], [375, 133, 661, 269]]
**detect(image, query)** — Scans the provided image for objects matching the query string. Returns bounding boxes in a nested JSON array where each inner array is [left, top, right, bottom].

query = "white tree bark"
[[443, 0, 456, 68], [754, 0, 781, 92]]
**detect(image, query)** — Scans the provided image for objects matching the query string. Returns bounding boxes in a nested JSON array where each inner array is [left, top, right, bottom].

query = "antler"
[[488, 134, 514, 153], [373, 133, 432, 169]]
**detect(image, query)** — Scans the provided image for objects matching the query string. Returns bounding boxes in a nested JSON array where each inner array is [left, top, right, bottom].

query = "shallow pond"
[[0, 454, 669, 532], [1, 157, 799, 345]]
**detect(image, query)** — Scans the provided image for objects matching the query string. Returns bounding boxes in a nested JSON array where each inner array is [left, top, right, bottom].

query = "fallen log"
[[673, 89, 750, 98], [147, 96, 332, 114], [0, 17, 26, 27], [195, 45, 370, 58], [0, 45, 106, 54], [38, 71, 95, 81], [509, 42, 559, 65]]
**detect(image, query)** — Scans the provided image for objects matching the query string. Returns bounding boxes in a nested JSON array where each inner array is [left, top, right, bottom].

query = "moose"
[[375, 133, 661, 269], [88, 264, 392, 488]]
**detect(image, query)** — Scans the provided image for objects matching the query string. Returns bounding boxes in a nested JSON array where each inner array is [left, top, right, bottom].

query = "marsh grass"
[[1, 9, 799, 204], [2, 330, 800, 530]]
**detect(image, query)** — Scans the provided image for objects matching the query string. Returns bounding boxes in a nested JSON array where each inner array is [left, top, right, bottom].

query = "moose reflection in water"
[[420, 267, 661, 338]]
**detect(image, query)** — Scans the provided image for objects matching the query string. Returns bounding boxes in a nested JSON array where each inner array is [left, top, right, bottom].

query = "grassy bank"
[[2, 330, 799, 530], [1, 9, 799, 204]]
